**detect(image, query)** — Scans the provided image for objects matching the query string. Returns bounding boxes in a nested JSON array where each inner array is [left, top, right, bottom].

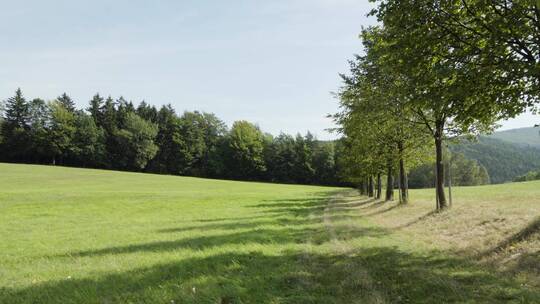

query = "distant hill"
[[488, 127, 540, 148], [451, 136, 540, 183]]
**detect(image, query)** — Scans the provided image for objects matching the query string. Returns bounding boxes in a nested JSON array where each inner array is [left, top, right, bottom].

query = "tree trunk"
[[358, 182, 364, 195], [385, 166, 394, 201], [435, 124, 447, 209], [399, 157, 408, 204], [368, 176, 375, 197], [434, 163, 439, 210], [364, 178, 369, 196], [376, 173, 382, 200], [448, 155, 453, 207]]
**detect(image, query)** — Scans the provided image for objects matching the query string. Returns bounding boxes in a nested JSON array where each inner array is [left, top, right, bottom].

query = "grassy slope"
[[489, 127, 540, 148], [1, 163, 539, 303], [451, 136, 540, 183]]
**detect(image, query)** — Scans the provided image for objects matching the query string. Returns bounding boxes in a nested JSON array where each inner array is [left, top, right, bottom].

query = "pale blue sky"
[[1, 0, 536, 139]]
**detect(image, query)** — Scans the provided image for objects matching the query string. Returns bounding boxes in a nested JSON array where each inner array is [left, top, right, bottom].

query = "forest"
[[0, 89, 344, 186], [1, 88, 518, 189]]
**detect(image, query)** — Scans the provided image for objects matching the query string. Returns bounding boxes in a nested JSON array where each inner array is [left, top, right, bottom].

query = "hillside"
[[1, 163, 539, 303], [489, 127, 540, 148], [451, 136, 540, 183]]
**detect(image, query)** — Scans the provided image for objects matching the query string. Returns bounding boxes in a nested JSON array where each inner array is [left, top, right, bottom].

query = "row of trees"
[[514, 170, 540, 182], [0, 87, 495, 189], [0, 89, 343, 186], [408, 150, 490, 189], [335, 0, 539, 209]]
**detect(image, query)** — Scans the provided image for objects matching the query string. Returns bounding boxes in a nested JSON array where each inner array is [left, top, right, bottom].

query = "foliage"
[[0, 89, 347, 186], [115, 112, 158, 170], [333, 0, 537, 208], [47, 101, 76, 164], [409, 150, 490, 188], [514, 170, 540, 182], [0, 88, 31, 161], [488, 127, 540, 148], [452, 136, 540, 183], [226, 120, 267, 180], [71, 112, 105, 167]]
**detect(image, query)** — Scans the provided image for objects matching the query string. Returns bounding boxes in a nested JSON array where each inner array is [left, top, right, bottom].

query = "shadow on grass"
[[62, 225, 388, 257], [331, 198, 377, 209], [3, 248, 538, 303], [358, 199, 391, 210], [5, 191, 539, 303], [393, 210, 438, 229], [158, 214, 366, 234], [481, 216, 540, 257], [361, 204, 403, 217]]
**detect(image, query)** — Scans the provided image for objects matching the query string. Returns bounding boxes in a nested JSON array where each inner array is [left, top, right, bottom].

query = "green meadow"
[[1, 163, 539, 303]]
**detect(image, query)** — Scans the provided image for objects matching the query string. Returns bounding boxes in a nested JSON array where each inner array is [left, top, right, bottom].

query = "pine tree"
[[57, 93, 76, 113], [4, 88, 29, 129], [88, 94, 104, 124], [1, 89, 31, 161]]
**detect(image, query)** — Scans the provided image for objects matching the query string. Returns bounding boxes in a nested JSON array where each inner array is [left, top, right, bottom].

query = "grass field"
[[1, 163, 539, 303]]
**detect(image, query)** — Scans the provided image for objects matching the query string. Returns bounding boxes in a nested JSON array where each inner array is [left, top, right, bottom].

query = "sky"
[[1, 0, 536, 139]]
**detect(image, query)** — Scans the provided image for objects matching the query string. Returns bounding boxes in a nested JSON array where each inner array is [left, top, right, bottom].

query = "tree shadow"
[[478, 216, 540, 259], [361, 204, 403, 217], [393, 210, 438, 229], [194, 214, 272, 223], [358, 200, 391, 210], [157, 221, 272, 233], [158, 213, 367, 234], [331, 197, 377, 209], [6, 191, 539, 303], [3, 247, 538, 303], [60, 224, 389, 258]]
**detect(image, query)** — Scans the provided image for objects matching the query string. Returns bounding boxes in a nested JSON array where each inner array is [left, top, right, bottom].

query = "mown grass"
[[0, 163, 539, 303]]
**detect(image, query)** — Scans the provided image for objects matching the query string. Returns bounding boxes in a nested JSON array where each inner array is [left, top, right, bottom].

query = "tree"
[[1, 89, 31, 161], [27, 98, 50, 163], [136, 101, 158, 123], [429, 0, 540, 108], [178, 111, 215, 176], [100, 96, 120, 167], [87, 94, 104, 124], [116, 97, 135, 129], [292, 133, 316, 184], [191, 112, 228, 177], [371, 1, 524, 209], [335, 29, 432, 203], [312, 141, 337, 185], [71, 112, 105, 167], [226, 121, 266, 180], [148, 105, 185, 174], [265, 133, 297, 183], [0, 101, 4, 145], [57, 93, 76, 113], [116, 112, 158, 170], [1, 89, 344, 186], [46, 101, 76, 165]]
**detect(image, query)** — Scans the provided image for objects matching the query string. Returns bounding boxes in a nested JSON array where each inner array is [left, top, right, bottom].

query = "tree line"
[[0, 88, 495, 189], [514, 170, 540, 182], [334, 0, 539, 209], [0, 89, 344, 186]]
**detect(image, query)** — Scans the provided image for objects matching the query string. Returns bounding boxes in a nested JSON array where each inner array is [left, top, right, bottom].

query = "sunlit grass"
[[0, 163, 538, 303]]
